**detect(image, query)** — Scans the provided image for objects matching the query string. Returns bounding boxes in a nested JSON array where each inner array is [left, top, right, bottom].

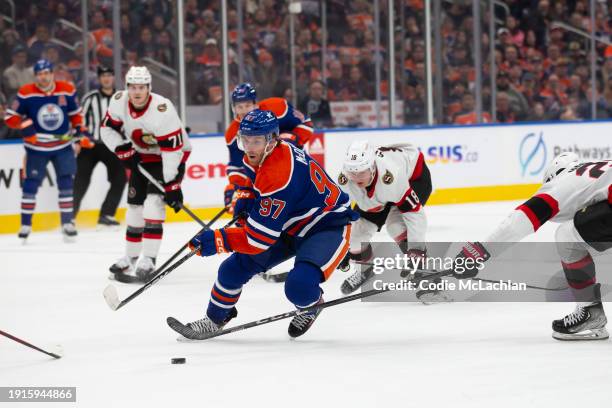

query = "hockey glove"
[[224, 183, 237, 212], [115, 142, 140, 170], [189, 229, 231, 256], [233, 187, 256, 218], [163, 180, 183, 213], [74, 126, 94, 149], [452, 242, 490, 279]]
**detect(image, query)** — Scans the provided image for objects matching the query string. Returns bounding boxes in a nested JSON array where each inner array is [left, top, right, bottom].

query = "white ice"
[[1, 201, 611, 408]]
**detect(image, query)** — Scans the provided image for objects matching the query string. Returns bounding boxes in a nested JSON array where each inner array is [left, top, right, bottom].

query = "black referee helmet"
[[97, 65, 114, 76]]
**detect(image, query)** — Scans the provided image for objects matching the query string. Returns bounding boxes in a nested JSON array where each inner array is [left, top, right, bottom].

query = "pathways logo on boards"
[[519, 131, 547, 178]]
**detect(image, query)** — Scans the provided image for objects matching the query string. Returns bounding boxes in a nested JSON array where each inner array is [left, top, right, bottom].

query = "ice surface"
[[1, 201, 611, 408]]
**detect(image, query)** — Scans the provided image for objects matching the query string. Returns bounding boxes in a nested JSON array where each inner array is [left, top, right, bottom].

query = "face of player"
[[127, 83, 150, 108], [240, 135, 271, 166], [347, 168, 374, 188], [233, 101, 257, 120], [35, 70, 54, 90], [99, 73, 115, 92]]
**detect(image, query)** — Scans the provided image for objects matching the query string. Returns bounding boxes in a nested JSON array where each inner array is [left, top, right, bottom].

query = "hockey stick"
[[104, 215, 240, 311], [0, 329, 62, 359], [167, 269, 454, 340], [260, 271, 289, 282], [137, 164, 208, 228], [354, 261, 568, 291]]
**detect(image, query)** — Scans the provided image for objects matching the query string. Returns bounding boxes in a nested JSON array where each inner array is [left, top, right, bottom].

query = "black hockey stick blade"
[[0, 329, 62, 359]]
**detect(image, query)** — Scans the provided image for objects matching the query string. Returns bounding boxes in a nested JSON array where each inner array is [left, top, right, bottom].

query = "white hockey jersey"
[[487, 160, 612, 245], [100, 91, 191, 183], [338, 143, 428, 248], [339, 143, 424, 212]]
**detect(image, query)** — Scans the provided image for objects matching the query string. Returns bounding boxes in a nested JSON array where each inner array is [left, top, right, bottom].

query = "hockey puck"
[[171, 357, 186, 364]]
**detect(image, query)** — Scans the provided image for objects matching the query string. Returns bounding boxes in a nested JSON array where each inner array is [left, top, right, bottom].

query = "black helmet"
[[97, 65, 114, 76]]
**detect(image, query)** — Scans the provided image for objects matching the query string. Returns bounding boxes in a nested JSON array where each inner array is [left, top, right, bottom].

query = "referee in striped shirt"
[[73, 66, 126, 227]]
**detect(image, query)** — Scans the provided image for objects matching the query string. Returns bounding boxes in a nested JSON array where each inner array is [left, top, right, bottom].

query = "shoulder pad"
[[54, 81, 76, 93], [225, 119, 240, 144], [17, 83, 39, 96], [259, 97, 289, 119], [254, 143, 294, 196]]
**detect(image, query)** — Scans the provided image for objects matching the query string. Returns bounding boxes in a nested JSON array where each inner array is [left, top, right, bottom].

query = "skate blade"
[[19, 237, 28, 245], [552, 327, 610, 341]]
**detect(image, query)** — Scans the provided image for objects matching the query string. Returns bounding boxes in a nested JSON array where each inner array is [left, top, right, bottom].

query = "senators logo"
[[382, 170, 394, 184], [338, 173, 348, 185], [157, 103, 167, 112], [114, 91, 123, 100], [131, 128, 158, 148]]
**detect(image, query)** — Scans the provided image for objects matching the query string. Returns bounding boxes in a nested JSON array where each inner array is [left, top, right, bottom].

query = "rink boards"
[[0, 120, 610, 233]]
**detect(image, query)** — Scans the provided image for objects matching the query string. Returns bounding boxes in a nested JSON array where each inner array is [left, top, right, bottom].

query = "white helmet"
[[125, 66, 152, 87], [343, 140, 376, 174], [543, 152, 579, 183]]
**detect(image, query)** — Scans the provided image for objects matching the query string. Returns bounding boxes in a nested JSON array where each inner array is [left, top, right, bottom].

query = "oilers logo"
[[37, 103, 65, 132]]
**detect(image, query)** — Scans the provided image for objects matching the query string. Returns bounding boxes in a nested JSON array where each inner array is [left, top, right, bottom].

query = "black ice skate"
[[552, 302, 609, 341], [135, 256, 156, 282], [18, 225, 31, 243], [288, 297, 323, 338], [61, 222, 78, 243], [97, 215, 120, 229], [168, 308, 238, 341], [109, 256, 140, 284], [340, 266, 374, 295]]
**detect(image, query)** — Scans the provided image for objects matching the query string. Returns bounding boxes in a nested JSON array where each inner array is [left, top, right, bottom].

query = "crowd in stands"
[[1, 0, 611, 138]]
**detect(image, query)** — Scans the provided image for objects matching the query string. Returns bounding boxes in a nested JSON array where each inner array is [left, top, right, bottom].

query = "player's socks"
[[58, 189, 74, 225], [20, 193, 36, 227]]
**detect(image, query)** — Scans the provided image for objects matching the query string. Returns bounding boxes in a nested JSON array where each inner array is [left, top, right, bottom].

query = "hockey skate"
[[168, 308, 238, 341], [109, 255, 139, 284], [61, 222, 78, 243], [341, 266, 375, 295], [135, 256, 156, 282], [18, 225, 31, 243], [552, 302, 609, 341], [97, 215, 120, 230], [288, 297, 324, 338]]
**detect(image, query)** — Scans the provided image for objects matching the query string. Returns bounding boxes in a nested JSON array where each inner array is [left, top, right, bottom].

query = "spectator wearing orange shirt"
[[454, 93, 492, 125]]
